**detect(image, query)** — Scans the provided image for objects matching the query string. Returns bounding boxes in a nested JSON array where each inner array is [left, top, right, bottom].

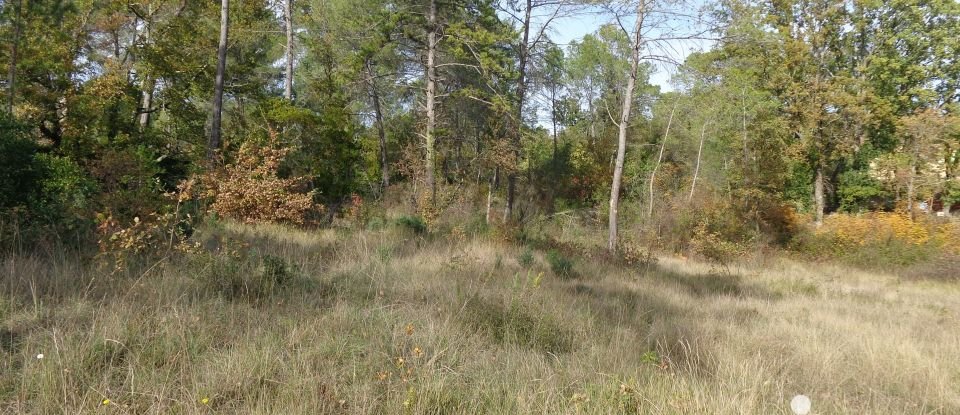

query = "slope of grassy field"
[[2, 220, 959, 414]]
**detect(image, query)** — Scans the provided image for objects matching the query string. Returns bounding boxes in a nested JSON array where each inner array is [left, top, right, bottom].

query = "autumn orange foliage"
[[201, 141, 320, 226]]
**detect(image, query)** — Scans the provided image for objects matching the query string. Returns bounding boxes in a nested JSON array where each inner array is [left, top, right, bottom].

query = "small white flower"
[[36, 353, 44, 360]]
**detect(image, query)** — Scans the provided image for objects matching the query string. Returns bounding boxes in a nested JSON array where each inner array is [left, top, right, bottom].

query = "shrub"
[[461, 296, 572, 353], [690, 223, 746, 269], [518, 248, 535, 268], [260, 254, 295, 292], [198, 141, 320, 226], [366, 216, 387, 231], [394, 215, 427, 234], [196, 252, 296, 302], [791, 212, 956, 267], [87, 147, 165, 222], [616, 238, 658, 270], [34, 154, 97, 224], [0, 130, 42, 210], [546, 250, 575, 279]]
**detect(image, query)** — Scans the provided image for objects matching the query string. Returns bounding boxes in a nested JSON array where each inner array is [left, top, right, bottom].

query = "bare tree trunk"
[[284, 0, 294, 101], [504, 0, 533, 222], [424, 0, 437, 202], [741, 89, 749, 187], [609, 4, 644, 252], [139, 78, 155, 131], [208, 0, 229, 162], [551, 84, 558, 162], [475, 125, 482, 184], [7, 0, 23, 115], [138, 7, 154, 131], [366, 60, 389, 190], [588, 94, 596, 143], [906, 171, 916, 219], [647, 101, 677, 219], [486, 167, 499, 225], [689, 121, 710, 203], [814, 164, 825, 226]]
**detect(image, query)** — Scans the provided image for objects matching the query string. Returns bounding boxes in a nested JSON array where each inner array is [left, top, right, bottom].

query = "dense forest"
[[2, 0, 960, 257]]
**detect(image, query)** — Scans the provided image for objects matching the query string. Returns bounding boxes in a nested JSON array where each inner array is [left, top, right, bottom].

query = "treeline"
[[1, 0, 959, 256]]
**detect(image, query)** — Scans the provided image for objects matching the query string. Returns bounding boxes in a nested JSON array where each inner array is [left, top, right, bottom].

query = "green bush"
[[518, 248, 535, 268], [461, 296, 573, 353], [546, 250, 575, 278], [261, 254, 294, 289], [33, 154, 97, 224], [394, 215, 427, 234], [365, 215, 387, 230], [0, 119, 98, 246], [196, 253, 295, 302], [0, 117, 45, 211]]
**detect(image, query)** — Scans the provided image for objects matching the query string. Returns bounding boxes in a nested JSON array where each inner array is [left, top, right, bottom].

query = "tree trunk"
[[814, 163, 825, 226], [284, 0, 294, 101], [366, 60, 389, 190], [504, 0, 533, 222], [208, 0, 230, 162], [139, 77, 155, 131], [609, 5, 644, 252], [689, 121, 709, 203], [486, 167, 499, 225], [647, 101, 677, 219], [907, 161, 917, 221], [138, 9, 154, 132], [741, 89, 749, 187], [551, 84, 558, 162], [7, 0, 23, 115], [424, 0, 437, 202]]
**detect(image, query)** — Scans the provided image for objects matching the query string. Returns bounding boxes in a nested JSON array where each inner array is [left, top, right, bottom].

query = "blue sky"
[[534, 4, 715, 92]]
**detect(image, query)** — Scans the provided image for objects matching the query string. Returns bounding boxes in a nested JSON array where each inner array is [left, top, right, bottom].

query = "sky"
[[515, 3, 715, 130], [533, 3, 715, 92]]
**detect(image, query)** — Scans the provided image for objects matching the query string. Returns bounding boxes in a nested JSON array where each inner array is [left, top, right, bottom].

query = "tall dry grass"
[[1, 219, 958, 414]]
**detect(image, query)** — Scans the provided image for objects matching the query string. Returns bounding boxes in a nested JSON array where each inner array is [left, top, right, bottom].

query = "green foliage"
[[0, 122, 42, 210], [517, 248, 535, 268], [838, 170, 891, 213], [87, 147, 165, 222], [261, 254, 295, 290], [33, 154, 97, 226], [197, 252, 297, 302], [545, 250, 575, 279], [943, 181, 960, 208], [394, 215, 427, 234], [461, 296, 572, 354], [0, 117, 96, 238], [267, 98, 364, 204]]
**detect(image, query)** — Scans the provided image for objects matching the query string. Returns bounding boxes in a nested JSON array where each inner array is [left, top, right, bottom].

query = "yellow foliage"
[[814, 213, 960, 254]]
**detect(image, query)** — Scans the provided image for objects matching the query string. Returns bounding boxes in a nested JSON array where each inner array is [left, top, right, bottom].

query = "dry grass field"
[[2, 220, 958, 414]]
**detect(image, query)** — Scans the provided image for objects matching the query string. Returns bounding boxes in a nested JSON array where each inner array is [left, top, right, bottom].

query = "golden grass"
[[1, 221, 958, 414]]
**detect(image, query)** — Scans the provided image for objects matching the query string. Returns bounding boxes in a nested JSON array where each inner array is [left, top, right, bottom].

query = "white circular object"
[[36, 353, 44, 360], [790, 394, 811, 415]]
